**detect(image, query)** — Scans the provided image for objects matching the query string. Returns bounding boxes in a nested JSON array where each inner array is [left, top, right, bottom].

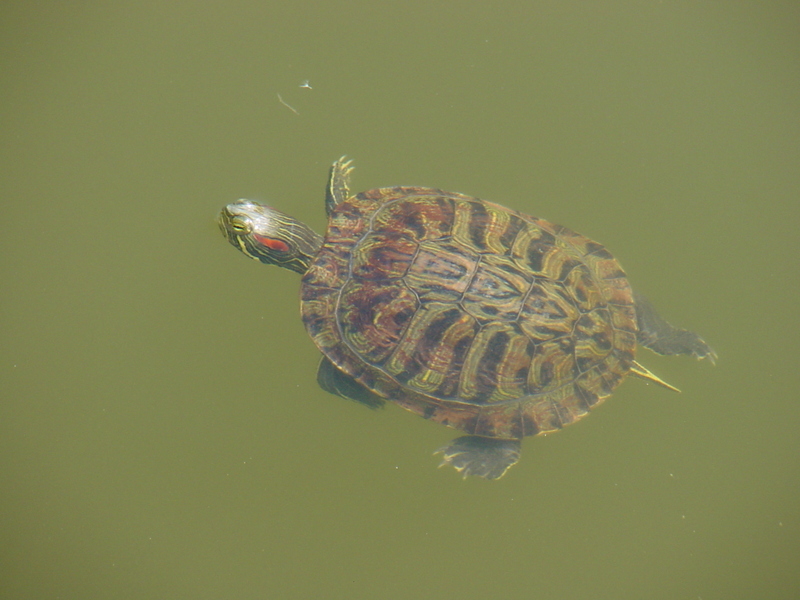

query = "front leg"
[[316, 355, 386, 409]]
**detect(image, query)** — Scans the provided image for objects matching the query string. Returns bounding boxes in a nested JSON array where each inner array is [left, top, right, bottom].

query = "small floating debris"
[[277, 93, 299, 115]]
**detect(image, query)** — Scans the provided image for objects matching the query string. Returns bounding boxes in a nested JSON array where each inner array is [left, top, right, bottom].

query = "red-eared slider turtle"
[[219, 158, 716, 479]]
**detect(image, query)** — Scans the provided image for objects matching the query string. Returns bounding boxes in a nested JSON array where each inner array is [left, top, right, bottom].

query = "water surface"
[[1, 2, 798, 599]]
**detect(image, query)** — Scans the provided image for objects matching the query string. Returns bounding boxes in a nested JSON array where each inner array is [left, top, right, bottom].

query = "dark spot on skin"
[[571, 279, 588, 302], [433, 197, 456, 237], [592, 330, 612, 351], [394, 360, 422, 384], [404, 211, 426, 240], [472, 329, 510, 403], [526, 242, 547, 272], [606, 268, 626, 280], [537, 360, 554, 390], [449, 334, 474, 374], [557, 259, 581, 282], [499, 215, 526, 254], [420, 309, 462, 351], [393, 306, 414, 327], [558, 337, 574, 355], [522, 412, 540, 437], [585, 242, 613, 259], [467, 202, 490, 251], [576, 354, 595, 372], [576, 384, 599, 408]]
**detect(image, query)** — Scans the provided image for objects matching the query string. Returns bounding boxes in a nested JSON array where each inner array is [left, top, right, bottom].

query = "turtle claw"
[[695, 341, 718, 366], [434, 435, 521, 480]]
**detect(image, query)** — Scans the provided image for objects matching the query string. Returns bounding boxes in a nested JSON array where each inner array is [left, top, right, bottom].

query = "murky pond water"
[[2, 3, 798, 599]]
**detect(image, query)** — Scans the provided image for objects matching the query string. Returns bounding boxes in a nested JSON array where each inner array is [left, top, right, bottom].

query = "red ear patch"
[[254, 234, 290, 253]]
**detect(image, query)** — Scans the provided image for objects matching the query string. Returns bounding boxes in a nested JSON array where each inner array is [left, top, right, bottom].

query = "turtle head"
[[218, 199, 323, 274]]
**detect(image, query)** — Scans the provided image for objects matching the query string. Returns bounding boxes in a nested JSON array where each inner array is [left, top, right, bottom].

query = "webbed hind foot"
[[435, 436, 521, 480]]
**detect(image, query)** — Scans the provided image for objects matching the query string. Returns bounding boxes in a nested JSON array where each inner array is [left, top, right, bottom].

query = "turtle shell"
[[300, 187, 637, 440]]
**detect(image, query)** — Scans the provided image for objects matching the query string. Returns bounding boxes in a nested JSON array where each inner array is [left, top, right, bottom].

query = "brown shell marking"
[[301, 187, 637, 440]]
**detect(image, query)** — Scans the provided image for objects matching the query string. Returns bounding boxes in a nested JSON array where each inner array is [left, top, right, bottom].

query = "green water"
[[2, 2, 798, 599]]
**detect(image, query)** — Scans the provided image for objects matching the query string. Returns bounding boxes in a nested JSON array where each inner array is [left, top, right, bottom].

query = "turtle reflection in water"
[[218, 158, 716, 480]]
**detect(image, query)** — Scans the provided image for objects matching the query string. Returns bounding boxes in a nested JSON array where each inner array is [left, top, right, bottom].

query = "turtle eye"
[[230, 216, 251, 233]]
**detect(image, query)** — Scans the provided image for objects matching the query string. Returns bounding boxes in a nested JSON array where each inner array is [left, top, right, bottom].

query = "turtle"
[[218, 157, 716, 480]]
